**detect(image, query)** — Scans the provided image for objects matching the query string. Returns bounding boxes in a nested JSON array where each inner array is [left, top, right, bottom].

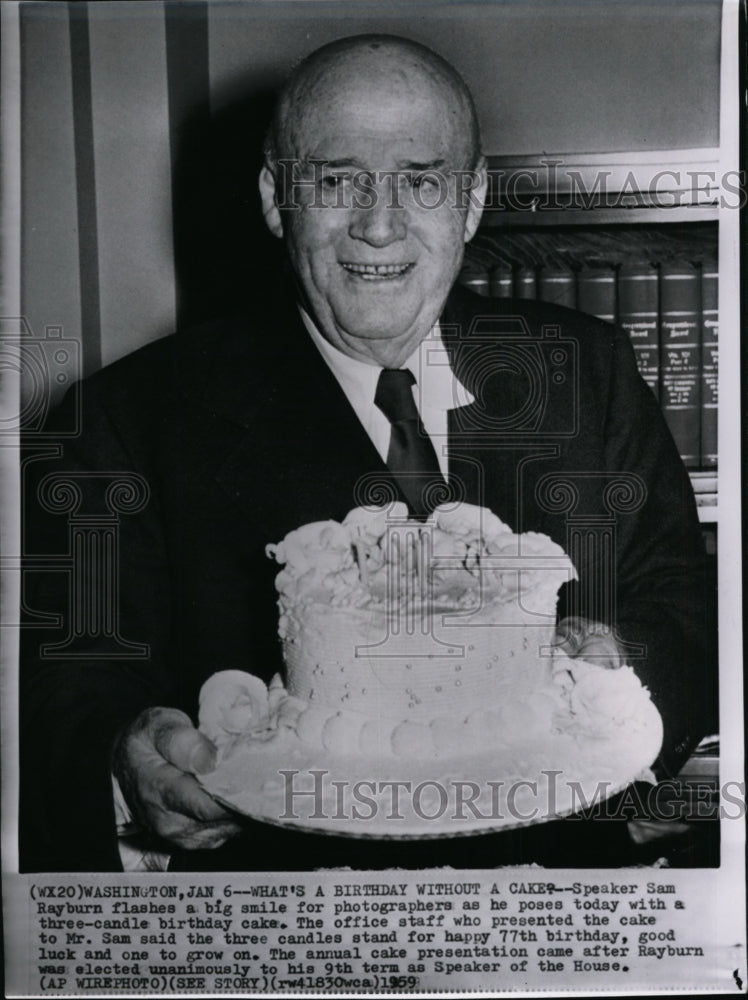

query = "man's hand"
[[554, 616, 626, 670], [113, 707, 243, 850]]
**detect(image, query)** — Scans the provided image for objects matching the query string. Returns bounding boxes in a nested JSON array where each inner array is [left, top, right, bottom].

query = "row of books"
[[460, 225, 718, 469]]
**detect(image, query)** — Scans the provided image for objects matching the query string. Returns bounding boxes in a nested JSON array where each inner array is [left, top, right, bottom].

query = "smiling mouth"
[[341, 262, 414, 281]]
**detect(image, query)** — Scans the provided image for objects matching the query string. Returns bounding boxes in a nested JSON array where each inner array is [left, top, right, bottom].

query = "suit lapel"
[[441, 288, 563, 532], [192, 299, 390, 536], [442, 289, 510, 520]]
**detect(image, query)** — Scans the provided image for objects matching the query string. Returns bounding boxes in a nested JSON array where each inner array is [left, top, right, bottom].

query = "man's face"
[[260, 60, 486, 366]]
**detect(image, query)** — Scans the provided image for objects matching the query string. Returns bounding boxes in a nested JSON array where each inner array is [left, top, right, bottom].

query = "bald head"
[[258, 33, 488, 368], [265, 34, 482, 169]]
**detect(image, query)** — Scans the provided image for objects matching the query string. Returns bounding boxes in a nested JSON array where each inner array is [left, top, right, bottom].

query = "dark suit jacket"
[[20, 280, 716, 871]]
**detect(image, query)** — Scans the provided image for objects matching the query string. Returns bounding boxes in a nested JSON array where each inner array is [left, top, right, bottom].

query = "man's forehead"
[[289, 85, 469, 164], [300, 131, 457, 167]]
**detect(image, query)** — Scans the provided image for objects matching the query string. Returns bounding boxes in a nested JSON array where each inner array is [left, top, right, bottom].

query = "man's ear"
[[463, 156, 488, 243], [259, 163, 284, 239]]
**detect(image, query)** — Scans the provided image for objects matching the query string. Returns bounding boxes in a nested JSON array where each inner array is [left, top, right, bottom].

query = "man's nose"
[[348, 188, 407, 246]]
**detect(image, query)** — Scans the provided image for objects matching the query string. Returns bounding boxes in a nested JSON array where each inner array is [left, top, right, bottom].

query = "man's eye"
[[411, 173, 439, 191], [321, 174, 350, 189]]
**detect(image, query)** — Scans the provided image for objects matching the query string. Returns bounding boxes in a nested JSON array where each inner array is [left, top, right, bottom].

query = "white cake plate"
[[197, 700, 663, 839]]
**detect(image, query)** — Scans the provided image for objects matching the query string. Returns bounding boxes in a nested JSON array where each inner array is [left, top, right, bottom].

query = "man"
[[21, 35, 714, 872]]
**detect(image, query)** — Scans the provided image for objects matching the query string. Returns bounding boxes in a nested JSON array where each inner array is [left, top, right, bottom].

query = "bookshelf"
[[480, 147, 722, 225], [452, 0, 732, 862], [463, 147, 721, 523]]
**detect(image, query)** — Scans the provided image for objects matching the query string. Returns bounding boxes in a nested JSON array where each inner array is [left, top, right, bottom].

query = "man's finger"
[[576, 634, 623, 669], [168, 820, 244, 852], [555, 618, 625, 669], [552, 633, 578, 657], [163, 768, 239, 824], [151, 717, 217, 775]]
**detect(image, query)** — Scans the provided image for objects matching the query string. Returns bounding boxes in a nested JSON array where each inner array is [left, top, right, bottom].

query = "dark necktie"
[[374, 368, 446, 518]]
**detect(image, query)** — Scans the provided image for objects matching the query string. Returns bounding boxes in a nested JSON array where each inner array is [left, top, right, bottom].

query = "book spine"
[[538, 266, 576, 308], [489, 263, 514, 298], [617, 263, 660, 400], [700, 261, 718, 467], [576, 266, 616, 323], [514, 265, 537, 300], [460, 273, 491, 297], [659, 262, 701, 468]]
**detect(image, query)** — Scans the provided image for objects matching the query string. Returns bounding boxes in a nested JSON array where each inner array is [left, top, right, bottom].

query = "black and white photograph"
[[1, 0, 745, 995]]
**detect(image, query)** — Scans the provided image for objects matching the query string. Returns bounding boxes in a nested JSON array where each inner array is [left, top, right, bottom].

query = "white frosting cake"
[[198, 503, 661, 764], [258, 503, 573, 756], [196, 503, 665, 833]]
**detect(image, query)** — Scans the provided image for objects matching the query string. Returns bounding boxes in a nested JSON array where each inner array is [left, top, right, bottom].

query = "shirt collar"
[[299, 307, 474, 412]]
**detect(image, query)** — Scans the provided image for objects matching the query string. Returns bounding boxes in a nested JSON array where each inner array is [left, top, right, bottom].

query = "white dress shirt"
[[300, 307, 474, 477], [115, 307, 473, 870]]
